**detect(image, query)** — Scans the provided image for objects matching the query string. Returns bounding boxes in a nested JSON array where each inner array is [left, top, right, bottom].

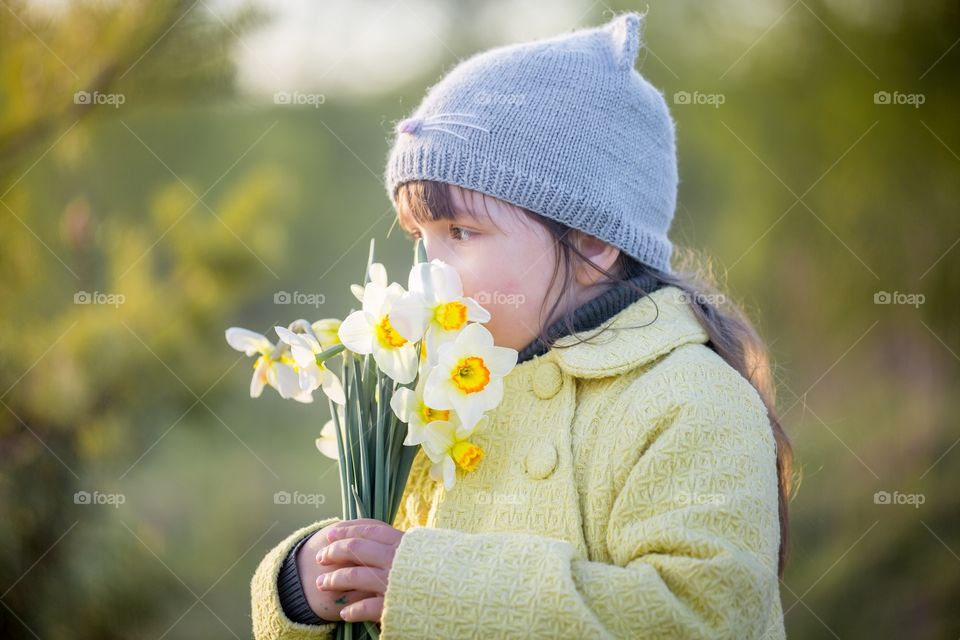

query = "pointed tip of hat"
[[605, 10, 647, 71]]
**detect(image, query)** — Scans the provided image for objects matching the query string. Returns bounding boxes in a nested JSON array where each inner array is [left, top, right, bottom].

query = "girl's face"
[[396, 187, 571, 352]]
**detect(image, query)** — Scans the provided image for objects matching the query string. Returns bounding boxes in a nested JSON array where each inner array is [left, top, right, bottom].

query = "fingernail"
[[327, 529, 338, 542], [317, 574, 325, 588], [340, 608, 350, 621]]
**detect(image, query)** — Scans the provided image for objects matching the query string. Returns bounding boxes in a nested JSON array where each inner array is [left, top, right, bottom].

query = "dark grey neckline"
[[515, 271, 662, 365]]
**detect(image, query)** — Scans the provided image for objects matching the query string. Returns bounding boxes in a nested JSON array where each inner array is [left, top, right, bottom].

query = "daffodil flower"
[[337, 267, 418, 384], [389, 369, 459, 446], [274, 325, 345, 405], [316, 404, 346, 459], [349, 262, 387, 303], [311, 318, 342, 350], [423, 322, 518, 430], [421, 416, 489, 490], [390, 259, 490, 360], [225, 327, 313, 402]]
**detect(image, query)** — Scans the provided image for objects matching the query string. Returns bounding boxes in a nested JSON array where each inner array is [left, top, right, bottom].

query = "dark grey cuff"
[[277, 531, 330, 625]]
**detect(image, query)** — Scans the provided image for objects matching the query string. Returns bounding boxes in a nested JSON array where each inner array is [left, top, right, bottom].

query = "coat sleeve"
[[251, 449, 435, 639], [378, 375, 783, 639], [251, 517, 340, 640]]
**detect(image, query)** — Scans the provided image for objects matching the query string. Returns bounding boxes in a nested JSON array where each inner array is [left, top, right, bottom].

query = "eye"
[[450, 226, 475, 241]]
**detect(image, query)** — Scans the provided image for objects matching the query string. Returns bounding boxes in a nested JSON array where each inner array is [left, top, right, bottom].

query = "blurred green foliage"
[[1, 0, 958, 638]]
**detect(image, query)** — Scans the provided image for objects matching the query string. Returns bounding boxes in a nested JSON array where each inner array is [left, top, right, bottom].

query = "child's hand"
[[297, 518, 383, 622], [317, 519, 405, 623]]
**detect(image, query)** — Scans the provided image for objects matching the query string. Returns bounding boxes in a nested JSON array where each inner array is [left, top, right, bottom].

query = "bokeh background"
[[1, 0, 958, 638]]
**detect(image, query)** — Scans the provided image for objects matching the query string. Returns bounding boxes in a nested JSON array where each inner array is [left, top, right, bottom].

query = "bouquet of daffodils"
[[226, 239, 517, 638]]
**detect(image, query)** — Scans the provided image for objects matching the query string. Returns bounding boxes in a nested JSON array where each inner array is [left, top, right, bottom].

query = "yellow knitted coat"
[[251, 285, 786, 639]]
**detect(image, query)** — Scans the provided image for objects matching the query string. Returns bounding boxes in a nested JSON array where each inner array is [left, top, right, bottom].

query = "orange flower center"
[[375, 314, 408, 348], [451, 441, 484, 472], [450, 356, 490, 394], [433, 301, 468, 331], [419, 404, 451, 423]]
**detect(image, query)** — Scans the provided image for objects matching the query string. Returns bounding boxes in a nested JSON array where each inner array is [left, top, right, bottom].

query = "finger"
[[328, 518, 384, 531], [315, 589, 376, 621], [340, 595, 384, 623], [319, 565, 389, 594], [319, 538, 395, 570], [326, 522, 403, 546]]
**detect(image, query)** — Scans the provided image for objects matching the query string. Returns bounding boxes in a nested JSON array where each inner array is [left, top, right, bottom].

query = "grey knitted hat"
[[384, 12, 678, 273]]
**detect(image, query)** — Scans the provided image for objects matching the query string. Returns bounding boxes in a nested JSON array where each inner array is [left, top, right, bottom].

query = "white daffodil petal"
[[442, 456, 456, 490], [463, 297, 492, 323], [226, 328, 272, 356], [384, 282, 407, 309], [423, 368, 455, 410], [433, 260, 463, 300], [363, 282, 388, 316], [274, 326, 305, 348], [312, 319, 342, 350], [274, 363, 302, 399], [373, 343, 418, 384], [389, 293, 430, 342], [289, 344, 317, 369], [369, 262, 388, 288], [483, 346, 519, 377], [350, 283, 364, 303], [250, 359, 268, 397], [456, 414, 487, 441], [390, 387, 416, 423], [338, 310, 375, 354], [293, 390, 314, 403], [421, 421, 455, 461], [450, 392, 486, 431], [299, 363, 324, 392], [315, 420, 340, 459], [321, 371, 345, 405], [458, 322, 494, 349], [403, 423, 427, 446], [429, 460, 443, 484]]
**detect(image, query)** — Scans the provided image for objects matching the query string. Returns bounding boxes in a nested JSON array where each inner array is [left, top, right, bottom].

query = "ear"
[[572, 232, 621, 287], [606, 11, 645, 71]]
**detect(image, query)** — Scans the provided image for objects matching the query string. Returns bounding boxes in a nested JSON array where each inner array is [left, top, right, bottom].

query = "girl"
[[252, 12, 792, 639]]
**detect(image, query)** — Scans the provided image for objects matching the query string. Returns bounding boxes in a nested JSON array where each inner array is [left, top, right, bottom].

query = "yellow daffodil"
[[421, 415, 489, 490], [389, 367, 462, 446], [275, 325, 345, 405], [338, 266, 418, 384], [389, 259, 491, 364], [423, 323, 518, 430], [225, 327, 312, 402]]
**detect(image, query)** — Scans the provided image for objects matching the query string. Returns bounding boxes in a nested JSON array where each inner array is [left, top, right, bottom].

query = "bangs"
[[393, 180, 512, 235]]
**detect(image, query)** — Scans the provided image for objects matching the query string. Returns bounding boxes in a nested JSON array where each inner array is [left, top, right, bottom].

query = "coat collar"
[[547, 285, 709, 379]]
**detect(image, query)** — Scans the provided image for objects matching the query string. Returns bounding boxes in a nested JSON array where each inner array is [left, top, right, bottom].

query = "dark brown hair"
[[394, 180, 795, 577]]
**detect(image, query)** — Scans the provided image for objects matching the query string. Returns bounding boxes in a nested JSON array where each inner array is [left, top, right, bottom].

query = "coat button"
[[532, 361, 563, 399], [523, 442, 558, 479]]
